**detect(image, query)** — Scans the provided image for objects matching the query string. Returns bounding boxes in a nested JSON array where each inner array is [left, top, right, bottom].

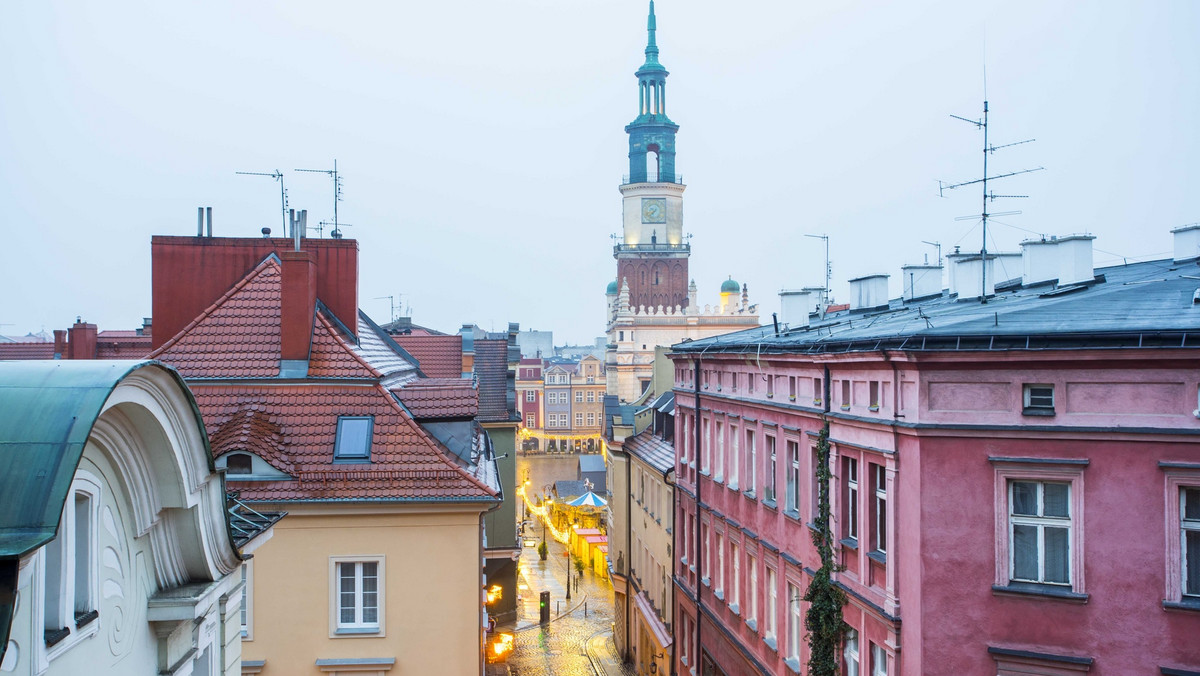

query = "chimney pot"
[[1172, 224, 1200, 263], [778, 289, 812, 328], [848, 274, 890, 310]]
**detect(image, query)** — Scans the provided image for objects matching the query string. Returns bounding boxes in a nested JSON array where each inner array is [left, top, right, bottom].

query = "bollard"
[[585, 600, 588, 617]]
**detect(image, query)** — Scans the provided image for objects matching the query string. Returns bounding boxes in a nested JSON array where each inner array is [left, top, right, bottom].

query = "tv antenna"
[[938, 100, 1043, 303], [317, 220, 354, 239], [374, 295, 403, 323], [236, 170, 288, 234], [804, 233, 831, 311], [295, 160, 343, 236], [921, 240, 942, 266]]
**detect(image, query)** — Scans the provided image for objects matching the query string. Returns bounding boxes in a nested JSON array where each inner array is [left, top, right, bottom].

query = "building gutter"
[[693, 355, 702, 673]]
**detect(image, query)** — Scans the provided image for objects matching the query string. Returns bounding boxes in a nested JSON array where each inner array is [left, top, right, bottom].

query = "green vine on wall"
[[803, 419, 848, 675]]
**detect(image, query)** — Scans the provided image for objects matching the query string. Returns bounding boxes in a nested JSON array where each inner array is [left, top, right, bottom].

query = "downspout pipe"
[[693, 356, 702, 671]]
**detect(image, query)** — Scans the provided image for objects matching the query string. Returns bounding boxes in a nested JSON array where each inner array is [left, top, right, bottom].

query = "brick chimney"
[[280, 250, 316, 377], [67, 318, 98, 360], [53, 330, 67, 359]]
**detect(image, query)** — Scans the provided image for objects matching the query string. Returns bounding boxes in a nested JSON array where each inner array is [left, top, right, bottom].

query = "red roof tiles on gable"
[[150, 259, 284, 378], [0, 343, 55, 360], [393, 378, 478, 419], [96, 336, 151, 359], [209, 404, 294, 475], [308, 312, 380, 379], [191, 383, 497, 502], [390, 335, 463, 378]]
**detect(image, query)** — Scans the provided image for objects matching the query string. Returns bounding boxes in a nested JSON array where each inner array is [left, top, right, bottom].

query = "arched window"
[[646, 145, 660, 182], [227, 453, 253, 475]]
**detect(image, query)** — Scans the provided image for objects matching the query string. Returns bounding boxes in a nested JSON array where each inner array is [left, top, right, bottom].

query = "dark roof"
[[675, 258, 1200, 355], [625, 430, 675, 476], [393, 378, 478, 419], [578, 455, 605, 474], [475, 338, 515, 423], [554, 480, 587, 500]]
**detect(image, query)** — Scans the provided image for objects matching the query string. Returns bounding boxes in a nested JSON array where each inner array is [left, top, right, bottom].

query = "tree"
[[538, 541, 548, 561], [573, 554, 586, 577], [804, 420, 847, 675]]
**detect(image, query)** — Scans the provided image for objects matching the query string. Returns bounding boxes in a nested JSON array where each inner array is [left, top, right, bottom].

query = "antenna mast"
[[804, 233, 831, 310], [236, 170, 288, 233], [296, 160, 343, 237], [938, 101, 1043, 303]]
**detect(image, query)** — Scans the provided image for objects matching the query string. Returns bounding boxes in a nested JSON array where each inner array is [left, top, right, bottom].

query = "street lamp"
[[544, 498, 553, 543]]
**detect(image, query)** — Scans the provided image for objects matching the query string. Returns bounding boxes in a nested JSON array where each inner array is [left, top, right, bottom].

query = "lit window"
[[331, 558, 383, 635], [844, 629, 860, 676], [226, 453, 253, 475], [1022, 384, 1055, 415], [845, 458, 859, 542], [873, 465, 887, 554], [335, 416, 373, 461], [1009, 480, 1071, 585]]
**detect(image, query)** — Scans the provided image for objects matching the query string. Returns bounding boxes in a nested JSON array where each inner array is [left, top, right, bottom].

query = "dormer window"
[[335, 416, 374, 462], [226, 453, 253, 475]]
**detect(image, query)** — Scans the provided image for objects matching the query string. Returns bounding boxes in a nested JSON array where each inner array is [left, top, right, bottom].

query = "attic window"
[[1023, 385, 1055, 416], [227, 453, 253, 475], [335, 416, 374, 461]]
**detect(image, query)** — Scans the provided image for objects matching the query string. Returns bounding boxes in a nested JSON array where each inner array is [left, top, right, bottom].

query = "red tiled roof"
[[149, 259, 283, 378], [393, 378, 478, 419], [390, 335, 463, 378], [98, 330, 143, 338], [308, 312, 380, 379], [96, 337, 151, 359], [826, 303, 850, 313], [209, 404, 293, 475], [193, 383, 496, 502], [0, 343, 55, 360]]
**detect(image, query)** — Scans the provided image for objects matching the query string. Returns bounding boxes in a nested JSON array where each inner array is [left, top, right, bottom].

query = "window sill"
[[729, 602, 739, 615], [868, 405, 880, 413], [1162, 598, 1200, 613], [74, 609, 99, 629], [1021, 407, 1056, 417], [763, 499, 778, 511], [764, 636, 778, 653], [334, 627, 383, 636], [702, 577, 711, 587], [680, 555, 689, 565], [746, 618, 757, 632], [714, 475, 724, 484], [784, 657, 802, 674], [840, 405, 851, 411], [783, 508, 801, 522], [840, 537, 859, 550], [812, 399, 823, 407], [743, 489, 757, 501], [332, 458, 373, 465], [728, 481, 739, 492], [866, 550, 886, 565], [714, 589, 724, 601], [992, 582, 1088, 603], [700, 469, 710, 477]]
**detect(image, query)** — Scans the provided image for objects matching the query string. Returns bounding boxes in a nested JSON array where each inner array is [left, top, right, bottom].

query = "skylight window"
[[335, 416, 374, 461]]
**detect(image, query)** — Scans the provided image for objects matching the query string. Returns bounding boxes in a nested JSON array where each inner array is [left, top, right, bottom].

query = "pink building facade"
[[671, 246, 1200, 675]]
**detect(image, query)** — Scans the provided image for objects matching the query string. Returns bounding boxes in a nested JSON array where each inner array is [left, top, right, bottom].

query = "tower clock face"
[[641, 198, 667, 224]]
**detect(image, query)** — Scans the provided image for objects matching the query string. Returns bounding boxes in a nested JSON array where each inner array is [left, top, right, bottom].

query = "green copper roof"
[[639, 1, 667, 73], [607, 280, 619, 295], [0, 360, 203, 558], [721, 277, 741, 293]]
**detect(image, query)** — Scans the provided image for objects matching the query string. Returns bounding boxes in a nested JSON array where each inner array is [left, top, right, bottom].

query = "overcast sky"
[[2, 1, 1197, 345]]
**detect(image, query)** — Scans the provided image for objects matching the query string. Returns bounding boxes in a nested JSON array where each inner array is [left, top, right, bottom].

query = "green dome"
[[720, 277, 741, 293], [607, 280, 619, 295]]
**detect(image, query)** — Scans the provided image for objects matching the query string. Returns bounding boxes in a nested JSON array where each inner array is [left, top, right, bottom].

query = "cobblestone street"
[[498, 505, 634, 676]]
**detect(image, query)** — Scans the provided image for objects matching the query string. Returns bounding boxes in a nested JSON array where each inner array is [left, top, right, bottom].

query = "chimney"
[[140, 317, 152, 338], [946, 249, 968, 295], [67, 318, 98, 360], [778, 289, 812, 328], [1021, 238, 1059, 286], [1055, 235, 1095, 286], [206, 207, 212, 237], [953, 255, 994, 299], [900, 264, 943, 301], [1172, 224, 1200, 263], [848, 274, 889, 311], [279, 249, 316, 377], [993, 252, 1023, 284], [197, 207, 204, 236], [53, 330, 66, 359]]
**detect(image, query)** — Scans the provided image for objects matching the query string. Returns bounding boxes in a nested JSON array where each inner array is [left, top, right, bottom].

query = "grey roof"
[[625, 430, 675, 476], [475, 338, 516, 423], [675, 258, 1200, 355], [353, 311, 421, 386], [578, 455, 605, 474], [554, 480, 588, 500]]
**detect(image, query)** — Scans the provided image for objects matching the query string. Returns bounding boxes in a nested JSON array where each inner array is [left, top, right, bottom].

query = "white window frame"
[[844, 629, 860, 676], [766, 566, 778, 643], [746, 430, 756, 495], [329, 556, 385, 637], [526, 413, 536, 428], [765, 435, 777, 504], [1022, 383, 1055, 412], [575, 391, 584, 403], [786, 440, 801, 513], [873, 464, 887, 554], [40, 472, 102, 663], [1162, 468, 1200, 605], [993, 462, 1086, 594], [240, 559, 255, 639], [1181, 486, 1200, 598], [748, 553, 759, 628], [715, 532, 725, 598], [846, 457, 859, 541], [786, 581, 802, 662], [1008, 480, 1072, 586], [525, 389, 536, 402], [729, 424, 740, 490], [715, 420, 725, 483], [871, 643, 889, 676], [730, 542, 741, 613], [575, 412, 584, 427]]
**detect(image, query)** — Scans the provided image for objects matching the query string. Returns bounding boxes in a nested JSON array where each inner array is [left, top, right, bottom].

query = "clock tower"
[[615, 0, 689, 312]]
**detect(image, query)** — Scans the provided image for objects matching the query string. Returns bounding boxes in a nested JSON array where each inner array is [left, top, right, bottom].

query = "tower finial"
[[645, 1, 659, 65]]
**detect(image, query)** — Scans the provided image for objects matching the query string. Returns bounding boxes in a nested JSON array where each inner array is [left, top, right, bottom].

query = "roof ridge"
[[373, 382, 498, 497], [149, 255, 282, 359]]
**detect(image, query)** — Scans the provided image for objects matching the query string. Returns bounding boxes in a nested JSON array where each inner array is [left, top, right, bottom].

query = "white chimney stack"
[[1173, 224, 1200, 263], [954, 255, 995, 299], [1021, 238, 1059, 286], [779, 290, 812, 328], [993, 252, 1023, 285], [901, 264, 943, 301], [1055, 235, 1095, 286], [848, 274, 889, 310]]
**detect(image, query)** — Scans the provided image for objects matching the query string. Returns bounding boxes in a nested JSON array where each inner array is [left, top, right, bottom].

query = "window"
[[1023, 384, 1055, 415], [715, 421, 724, 482], [729, 424, 740, 489], [587, 413, 595, 426], [869, 381, 880, 410], [226, 452, 252, 475], [731, 543, 741, 612], [702, 418, 710, 474], [335, 416, 373, 461], [1182, 486, 1200, 598], [766, 567, 778, 643], [764, 436, 777, 504], [331, 558, 384, 635], [767, 375, 775, 398], [702, 524, 711, 586], [748, 373, 756, 394], [845, 458, 859, 542], [788, 376, 797, 400], [871, 644, 888, 676], [587, 390, 595, 402], [748, 554, 759, 627], [844, 629, 860, 676], [872, 465, 887, 554], [525, 390, 536, 402], [746, 430, 757, 495], [786, 440, 801, 514], [813, 377, 823, 405], [1009, 481, 1071, 585], [716, 533, 725, 598], [576, 413, 583, 427], [240, 560, 254, 639], [787, 582, 802, 664], [841, 380, 851, 409], [43, 476, 100, 650], [575, 391, 584, 403], [527, 414, 536, 428]]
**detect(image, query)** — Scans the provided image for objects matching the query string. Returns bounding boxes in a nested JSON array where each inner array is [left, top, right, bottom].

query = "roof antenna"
[[938, 93, 1043, 303], [296, 160, 343, 237], [236, 169, 288, 234], [804, 233, 832, 313]]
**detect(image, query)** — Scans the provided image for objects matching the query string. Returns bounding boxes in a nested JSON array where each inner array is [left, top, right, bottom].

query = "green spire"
[[643, 1, 661, 68]]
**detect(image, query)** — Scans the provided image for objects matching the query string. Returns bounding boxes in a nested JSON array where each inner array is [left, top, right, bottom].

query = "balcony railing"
[[614, 242, 690, 255], [622, 174, 684, 185]]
